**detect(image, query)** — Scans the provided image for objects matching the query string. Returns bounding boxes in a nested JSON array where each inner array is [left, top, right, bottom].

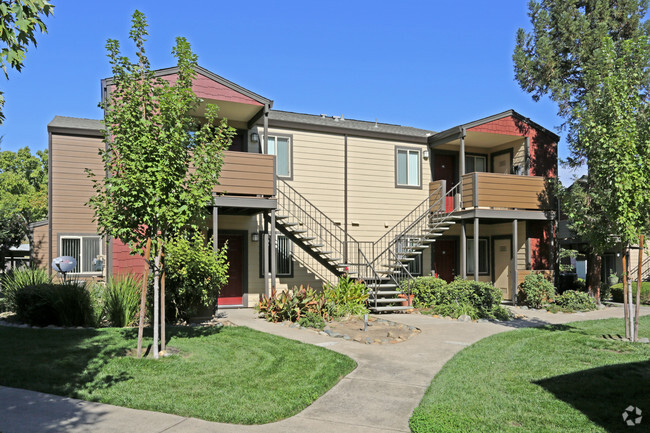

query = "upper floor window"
[[465, 155, 487, 173], [396, 148, 420, 187], [60, 236, 103, 274], [267, 135, 292, 178]]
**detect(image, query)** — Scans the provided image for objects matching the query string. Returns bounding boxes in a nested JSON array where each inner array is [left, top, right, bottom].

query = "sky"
[[0, 0, 586, 184]]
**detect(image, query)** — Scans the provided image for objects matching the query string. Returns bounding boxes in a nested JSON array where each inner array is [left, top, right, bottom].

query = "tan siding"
[[461, 172, 546, 210], [32, 224, 49, 269], [347, 136, 428, 242], [50, 134, 104, 257], [214, 151, 275, 196]]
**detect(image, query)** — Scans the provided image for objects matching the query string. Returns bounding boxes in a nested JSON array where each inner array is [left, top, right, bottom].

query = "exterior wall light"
[[423, 150, 429, 160], [251, 232, 260, 242], [250, 132, 259, 143]]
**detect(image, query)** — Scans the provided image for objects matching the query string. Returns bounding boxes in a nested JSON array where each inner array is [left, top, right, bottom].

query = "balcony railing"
[[431, 173, 550, 211], [213, 151, 275, 197]]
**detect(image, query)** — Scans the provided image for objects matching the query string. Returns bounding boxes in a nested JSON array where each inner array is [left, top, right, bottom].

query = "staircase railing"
[[630, 255, 650, 282], [360, 182, 462, 278]]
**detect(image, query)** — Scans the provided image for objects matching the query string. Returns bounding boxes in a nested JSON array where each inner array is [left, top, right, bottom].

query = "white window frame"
[[466, 238, 489, 275], [266, 135, 292, 179], [396, 147, 421, 188], [59, 235, 103, 275]]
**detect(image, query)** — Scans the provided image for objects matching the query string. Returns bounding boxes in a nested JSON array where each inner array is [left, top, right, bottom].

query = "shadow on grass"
[[496, 317, 577, 331], [535, 360, 650, 432]]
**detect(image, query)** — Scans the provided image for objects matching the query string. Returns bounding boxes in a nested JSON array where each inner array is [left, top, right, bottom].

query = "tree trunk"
[[622, 249, 630, 340], [586, 251, 602, 304], [635, 235, 643, 342], [136, 238, 152, 358], [153, 247, 162, 360]]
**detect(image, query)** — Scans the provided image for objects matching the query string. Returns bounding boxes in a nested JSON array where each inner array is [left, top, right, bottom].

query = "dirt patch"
[[322, 316, 420, 344]]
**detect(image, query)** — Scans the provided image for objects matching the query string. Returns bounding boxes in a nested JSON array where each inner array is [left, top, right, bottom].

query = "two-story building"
[[32, 65, 558, 311]]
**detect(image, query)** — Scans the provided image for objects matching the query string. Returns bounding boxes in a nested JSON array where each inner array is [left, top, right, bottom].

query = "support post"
[[270, 209, 277, 296], [623, 250, 629, 340], [461, 221, 467, 279], [460, 133, 466, 176], [212, 206, 218, 254], [263, 212, 270, 297], [473, 217, 479, 281], [512, 219, 518, 304], [263, 107, 269, 154]]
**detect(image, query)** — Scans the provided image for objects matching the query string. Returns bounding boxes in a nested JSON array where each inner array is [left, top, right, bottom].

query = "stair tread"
[[369, 298, 406, 304], [370, 305, 413, 312]]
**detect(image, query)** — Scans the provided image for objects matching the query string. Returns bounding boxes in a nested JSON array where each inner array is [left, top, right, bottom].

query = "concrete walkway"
[[1, 304, 648, 433]]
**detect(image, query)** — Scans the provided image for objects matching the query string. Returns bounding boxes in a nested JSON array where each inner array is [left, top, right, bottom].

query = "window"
[[396, 148, 420, 187], [60, 236, 103, 274], [466, 238, 489, 275], [259, 234, 292, 277], [266, 135, 291, 178], [465, 155, 487, 173]]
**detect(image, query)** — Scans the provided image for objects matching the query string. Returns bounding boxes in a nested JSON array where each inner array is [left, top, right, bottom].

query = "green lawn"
[[0, 325, 356, 424], [410, 317, 650, 433]]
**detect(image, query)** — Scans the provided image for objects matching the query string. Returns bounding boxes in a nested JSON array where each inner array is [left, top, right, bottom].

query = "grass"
[[0, 325, 356, 424], [410, 316, 650, 433]]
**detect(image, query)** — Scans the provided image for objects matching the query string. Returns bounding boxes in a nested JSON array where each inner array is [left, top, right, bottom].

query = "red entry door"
[[434, 239, 457, 283], [218, 233, 244, 306], [434, 154, 456, 212]]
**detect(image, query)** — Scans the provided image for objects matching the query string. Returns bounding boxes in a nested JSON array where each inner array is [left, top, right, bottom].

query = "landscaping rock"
[[477, 319, 489, 323], [365, 337, 373, 344], [639, 337, 650, 344], [458, 315, 472, 322], [444, 316, 452, 320], [521, 306, 529, 310], [387, 331, 395, 338]]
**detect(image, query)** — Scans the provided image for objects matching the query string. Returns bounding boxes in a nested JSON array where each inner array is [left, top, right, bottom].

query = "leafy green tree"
[[88, 11, 234, 358], [514, 0, 650, 301], [0, 145, 47, 269], [0, 0, 53, 124]]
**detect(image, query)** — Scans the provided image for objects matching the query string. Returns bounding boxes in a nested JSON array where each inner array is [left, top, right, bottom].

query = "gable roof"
[[428, 109, 560, 147], [101, 65, 273, 108]]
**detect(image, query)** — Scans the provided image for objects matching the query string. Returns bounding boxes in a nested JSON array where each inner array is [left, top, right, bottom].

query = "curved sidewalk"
[[1, 305, 647, 433]]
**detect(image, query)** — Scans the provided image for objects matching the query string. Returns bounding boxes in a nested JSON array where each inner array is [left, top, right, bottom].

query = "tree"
[[0, 145, 48, 269], [514, 0, 650, 302], [88, 11, 234, 359], [0, 0, 53, 124]]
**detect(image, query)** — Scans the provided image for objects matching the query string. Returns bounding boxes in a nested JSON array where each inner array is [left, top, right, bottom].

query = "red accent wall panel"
[[528, 221, 552, 269], [160, 73, 263, 106], [469, 116, 557, 178], [112, 239, 146, 278]]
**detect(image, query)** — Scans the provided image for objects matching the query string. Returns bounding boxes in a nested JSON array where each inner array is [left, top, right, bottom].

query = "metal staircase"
[[275, 178, 461, 312]]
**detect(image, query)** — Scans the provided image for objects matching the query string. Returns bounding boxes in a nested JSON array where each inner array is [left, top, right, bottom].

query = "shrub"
[[164, 232, 229, 322], [1, 267, 52, 312], [102, 273, 142, 327], [610, 282, 650, 304], [14, 281, 96, 327], [518, 272, 555, 308], [554, 290, 597, 311], [323, 275, 368, 317], [257, 285, 330, 322], [298, 311, 326, 330], [403, 277, 448, 308]]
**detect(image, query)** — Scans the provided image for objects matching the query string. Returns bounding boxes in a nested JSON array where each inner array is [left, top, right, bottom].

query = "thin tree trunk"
[[161, 263, 166, 352], [153, 247, 162, 360], [136, 238, 152, 358], [635, 235, 643, 342], [623, 250, 630, 340]]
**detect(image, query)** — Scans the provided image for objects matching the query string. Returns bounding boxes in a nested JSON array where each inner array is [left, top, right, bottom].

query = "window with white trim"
[[60, 236, 103, 274], [266, 136, 291, 178], [396, 148, 420, 187], [466, 238, 489, 275]]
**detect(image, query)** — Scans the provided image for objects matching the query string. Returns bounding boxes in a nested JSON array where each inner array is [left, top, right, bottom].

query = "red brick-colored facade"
[[159, 72, 263, 106], [111, 239, 146, 277]]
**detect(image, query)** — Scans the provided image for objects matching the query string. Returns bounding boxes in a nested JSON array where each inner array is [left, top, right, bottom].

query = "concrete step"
[[370, 305, 413, 312], [373, 290, 401, 296], [276, 214, 289, 220], [369, 298, 404, 304]]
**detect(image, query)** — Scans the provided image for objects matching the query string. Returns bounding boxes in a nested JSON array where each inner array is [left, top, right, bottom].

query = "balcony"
[[213, 151, 275, 197], [430, 172, 550, 212]]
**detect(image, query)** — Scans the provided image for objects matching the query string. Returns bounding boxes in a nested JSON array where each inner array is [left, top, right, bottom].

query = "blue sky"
[[0, 0, 585, 183]]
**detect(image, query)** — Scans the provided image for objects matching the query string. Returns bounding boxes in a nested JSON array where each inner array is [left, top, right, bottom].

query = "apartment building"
[[32, 65, 558, 311]]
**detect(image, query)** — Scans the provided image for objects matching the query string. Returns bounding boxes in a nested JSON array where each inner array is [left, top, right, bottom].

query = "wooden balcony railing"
[[213, 151, 275, 197], [461, 172, 548, 210]]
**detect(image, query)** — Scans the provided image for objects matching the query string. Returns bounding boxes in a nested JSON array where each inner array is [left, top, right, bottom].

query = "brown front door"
[[218, 233, 244, 306], [434, 154, 455, 184], [434, 239, 457, 283]]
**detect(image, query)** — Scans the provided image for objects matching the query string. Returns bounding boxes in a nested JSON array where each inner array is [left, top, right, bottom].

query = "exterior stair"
[[275, 178, 462, 313]]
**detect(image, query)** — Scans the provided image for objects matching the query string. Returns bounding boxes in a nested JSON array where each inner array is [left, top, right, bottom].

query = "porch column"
[[460, 133, 466, 176], [212, 206, 218, 253], [461, 221, 467, 279], [263, 212, 270, 297], [263, 106, 269, 154], [270, 209, 277, 295], [512, 219, 518, 304], [474, 217, 479, 281]]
